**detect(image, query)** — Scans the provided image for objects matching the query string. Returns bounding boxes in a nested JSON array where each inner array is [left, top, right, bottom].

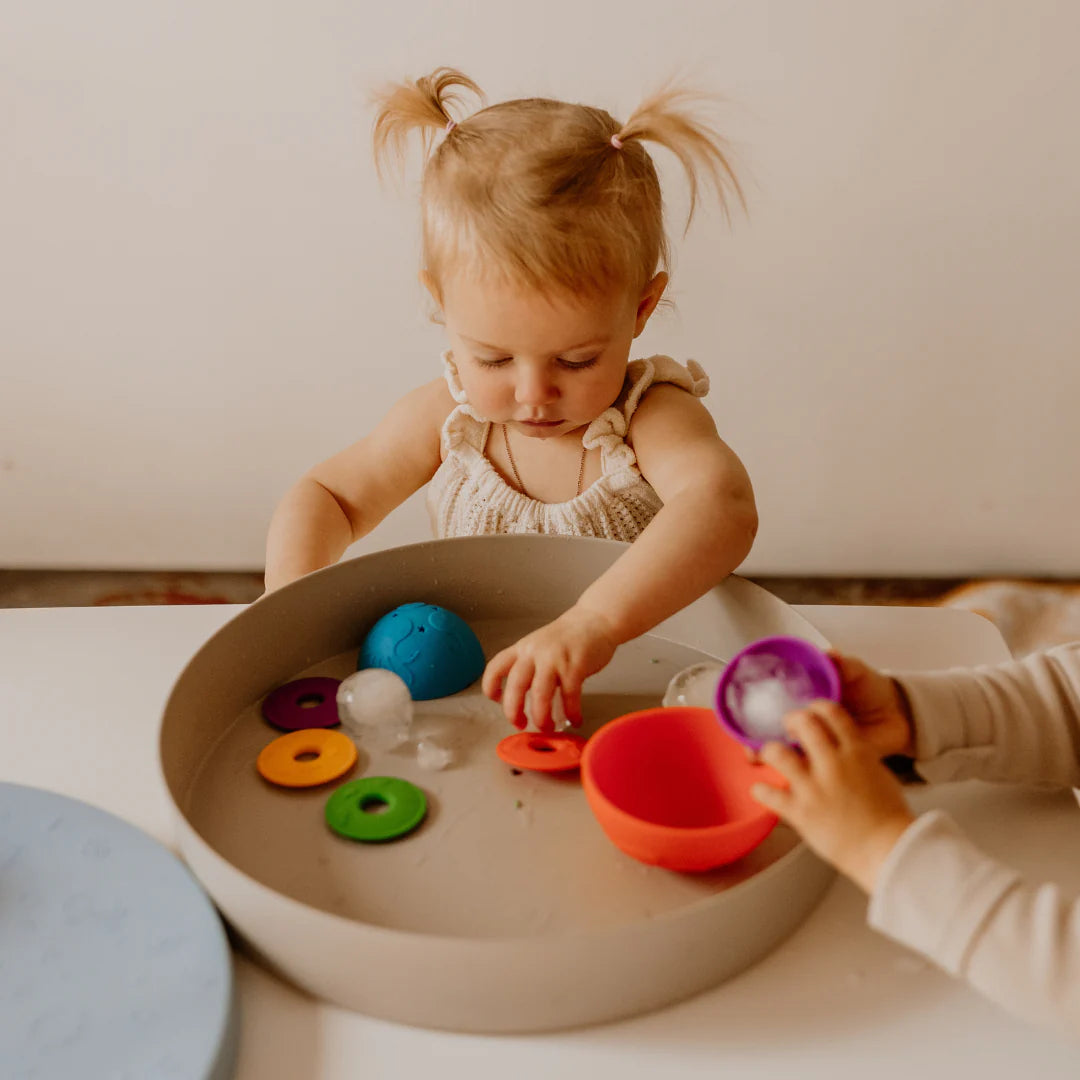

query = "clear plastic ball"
[[662, 661, 727, 708]]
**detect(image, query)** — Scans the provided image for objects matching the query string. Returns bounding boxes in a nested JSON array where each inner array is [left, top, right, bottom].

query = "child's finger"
[[750, 780, 791, 816], [758, 738, 805, 780], [501, 660, 535, 729], [559, 679, 584, 727], [784, 707, 839, 760], [827, 650, 864, 682], [528, 671, 559, 733], [481, 650, 513, 701], [827, 651, 873, 702], [805, 699, 859, 747]]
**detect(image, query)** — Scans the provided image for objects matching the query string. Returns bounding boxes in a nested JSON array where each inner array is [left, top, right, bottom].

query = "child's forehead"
[[441, 274, 632, 348]]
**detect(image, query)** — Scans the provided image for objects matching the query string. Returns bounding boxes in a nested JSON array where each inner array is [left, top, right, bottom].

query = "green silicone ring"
[[325, 777, 428, 843]]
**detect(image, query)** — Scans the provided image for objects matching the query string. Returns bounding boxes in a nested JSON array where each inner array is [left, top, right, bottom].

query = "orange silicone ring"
[[257, 728, 358, 788], [496, 732, 587, 773]]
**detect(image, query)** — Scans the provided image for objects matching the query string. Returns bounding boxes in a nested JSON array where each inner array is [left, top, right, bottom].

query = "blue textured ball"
[[358, 602, 486, 700]]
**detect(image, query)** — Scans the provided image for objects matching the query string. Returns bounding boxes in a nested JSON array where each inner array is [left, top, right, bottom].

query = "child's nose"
[[515, 367, 557, 405]]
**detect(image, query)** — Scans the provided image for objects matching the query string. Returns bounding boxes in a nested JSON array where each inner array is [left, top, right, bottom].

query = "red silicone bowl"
[[580, 706, 782, 872]]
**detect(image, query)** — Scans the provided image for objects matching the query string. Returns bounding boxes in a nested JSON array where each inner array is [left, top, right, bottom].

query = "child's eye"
[[559, 356, 599, 370], [478, 357, 512, 368]]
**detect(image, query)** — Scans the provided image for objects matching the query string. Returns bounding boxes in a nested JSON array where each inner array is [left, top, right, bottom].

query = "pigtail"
[[613, 83, 745, 227], [372, 67, 485, 181]]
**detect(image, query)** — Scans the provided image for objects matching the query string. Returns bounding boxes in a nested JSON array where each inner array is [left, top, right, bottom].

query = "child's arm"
[[752, 701, 1080, 1036], [263, 379, 453, 592], [825, 643, 1080, 789], [482, 385, 757, 729], [890, 641, 1080, 788]]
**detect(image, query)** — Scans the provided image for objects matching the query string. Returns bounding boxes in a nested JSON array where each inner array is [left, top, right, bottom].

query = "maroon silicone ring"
[[261, 676, 342, 732]]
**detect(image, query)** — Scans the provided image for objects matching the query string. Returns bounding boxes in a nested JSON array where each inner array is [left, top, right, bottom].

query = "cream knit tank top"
[[426, 352, 710, 540]]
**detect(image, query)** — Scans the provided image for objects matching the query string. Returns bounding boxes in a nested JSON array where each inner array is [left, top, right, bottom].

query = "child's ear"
[[633, 271, 668, 337]]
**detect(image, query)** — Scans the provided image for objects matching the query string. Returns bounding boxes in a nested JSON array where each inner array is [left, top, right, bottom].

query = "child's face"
[[434, 272, 666, 439]]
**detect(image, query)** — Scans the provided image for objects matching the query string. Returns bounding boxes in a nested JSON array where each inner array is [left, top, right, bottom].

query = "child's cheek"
[[460, 377, 508, 419]]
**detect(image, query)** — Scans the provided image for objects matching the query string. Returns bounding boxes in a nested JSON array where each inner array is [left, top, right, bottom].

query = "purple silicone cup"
[[713, 635, 841, 751]]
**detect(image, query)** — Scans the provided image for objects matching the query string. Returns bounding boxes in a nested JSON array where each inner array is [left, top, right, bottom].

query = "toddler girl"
[[751, 644, 1080, 1036], [264, 68, 758, 730]]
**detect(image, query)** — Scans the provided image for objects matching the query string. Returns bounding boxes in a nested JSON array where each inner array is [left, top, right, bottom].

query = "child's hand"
[[750, 701, 916, 893], [481, 606, 620, 731], [829, 651, 915, 759]]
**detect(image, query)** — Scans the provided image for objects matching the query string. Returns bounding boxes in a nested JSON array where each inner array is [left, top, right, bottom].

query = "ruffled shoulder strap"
[[439, 350, 489, 454], [582, 356, 709, 472], [623, 355, 709, 417]]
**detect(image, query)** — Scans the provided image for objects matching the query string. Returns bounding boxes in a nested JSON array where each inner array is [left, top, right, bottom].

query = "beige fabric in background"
[[940, 581, 1080, 659]]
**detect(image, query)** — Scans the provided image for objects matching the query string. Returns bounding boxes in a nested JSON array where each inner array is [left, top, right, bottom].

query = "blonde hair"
[[372, 67, 744, 298]]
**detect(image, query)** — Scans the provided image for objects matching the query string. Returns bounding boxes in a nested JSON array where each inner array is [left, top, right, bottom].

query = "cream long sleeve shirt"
[[869, 641, 1080, 1035]]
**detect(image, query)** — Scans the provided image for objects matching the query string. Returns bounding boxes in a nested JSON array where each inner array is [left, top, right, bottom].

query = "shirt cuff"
[[890, 669, 997, 783]]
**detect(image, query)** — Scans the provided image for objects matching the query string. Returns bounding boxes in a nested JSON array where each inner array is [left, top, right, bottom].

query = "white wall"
[[2, 0, 1078, 574]]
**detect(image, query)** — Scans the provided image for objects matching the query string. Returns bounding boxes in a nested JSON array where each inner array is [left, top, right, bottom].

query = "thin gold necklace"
[[501, 423, 587, 498]]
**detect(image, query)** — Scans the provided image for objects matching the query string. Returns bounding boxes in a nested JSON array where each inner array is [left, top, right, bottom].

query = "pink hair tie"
[[610, 134, 624, 150], [445, 119, 457, 133]]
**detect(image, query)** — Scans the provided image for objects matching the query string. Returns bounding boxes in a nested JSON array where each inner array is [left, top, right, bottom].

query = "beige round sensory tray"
[[160, 535, 835, 1034]]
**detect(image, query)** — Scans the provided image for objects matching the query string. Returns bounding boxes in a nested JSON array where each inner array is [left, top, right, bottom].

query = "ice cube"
[[725, 647, 822, 741], [730, 653, 785, 684], [416, 736, 455, 771], [336, 668, 413, 751], [729, 676, 807, 740], [730, 653, 815, 701]]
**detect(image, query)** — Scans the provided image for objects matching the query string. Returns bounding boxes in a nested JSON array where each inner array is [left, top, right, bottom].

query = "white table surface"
[[2, 602, 1076, 1077]]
